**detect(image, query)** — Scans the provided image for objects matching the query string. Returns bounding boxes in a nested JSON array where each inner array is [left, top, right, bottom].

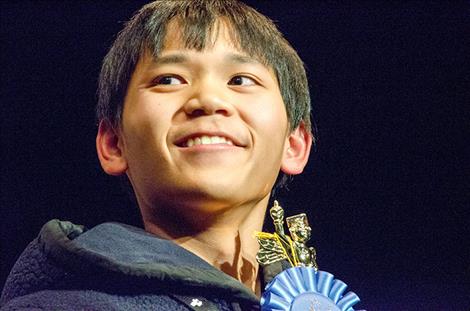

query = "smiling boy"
[[1, 1, 312, 310]]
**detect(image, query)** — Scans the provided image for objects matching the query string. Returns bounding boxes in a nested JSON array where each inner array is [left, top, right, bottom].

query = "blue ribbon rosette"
[[260, 267, 360, 311]]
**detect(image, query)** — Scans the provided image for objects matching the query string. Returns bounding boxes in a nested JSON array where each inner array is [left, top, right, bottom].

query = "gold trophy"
[[255, 200, 318, 269]]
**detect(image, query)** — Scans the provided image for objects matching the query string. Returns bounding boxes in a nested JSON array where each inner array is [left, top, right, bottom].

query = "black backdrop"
[[1, 1, 469, 310]]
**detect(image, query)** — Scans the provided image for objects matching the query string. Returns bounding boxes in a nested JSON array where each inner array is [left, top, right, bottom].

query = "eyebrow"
[[225, 53, 261, 65], [152, 54, 189, 66], [151, 52, 261, 66]]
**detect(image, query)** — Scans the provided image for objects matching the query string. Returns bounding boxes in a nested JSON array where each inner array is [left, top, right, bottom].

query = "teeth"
[[201, 136, 211, 144], [185, 135, 234, 147]]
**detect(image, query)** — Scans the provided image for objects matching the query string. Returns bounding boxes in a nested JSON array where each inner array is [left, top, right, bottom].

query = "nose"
[[183, 80, 234, 118]]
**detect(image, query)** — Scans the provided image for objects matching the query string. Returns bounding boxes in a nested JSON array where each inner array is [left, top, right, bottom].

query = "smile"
[[184, 135, 234, 147]]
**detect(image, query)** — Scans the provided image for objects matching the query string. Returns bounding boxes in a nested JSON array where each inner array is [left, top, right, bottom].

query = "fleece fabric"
[[0, 220, 260, 310]]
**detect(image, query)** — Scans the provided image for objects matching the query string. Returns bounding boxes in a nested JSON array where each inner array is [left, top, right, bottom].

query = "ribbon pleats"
[[260, 267, 361, 311]]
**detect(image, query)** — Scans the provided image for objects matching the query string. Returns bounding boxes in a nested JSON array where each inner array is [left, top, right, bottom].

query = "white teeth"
[[185, 135, 234, 147], [201, 136, 211, 144], [210, 136, 221, 144]]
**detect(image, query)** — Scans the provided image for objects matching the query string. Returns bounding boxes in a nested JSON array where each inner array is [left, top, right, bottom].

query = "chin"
[[167, 180, 257, 212], [187, 180, 242, 202]]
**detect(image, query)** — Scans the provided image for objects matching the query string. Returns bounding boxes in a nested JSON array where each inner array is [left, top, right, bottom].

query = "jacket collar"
[[40, 219, 259, 304]]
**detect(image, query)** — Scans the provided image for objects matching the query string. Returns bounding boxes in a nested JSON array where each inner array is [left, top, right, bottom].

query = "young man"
[[1, 1, 312, 310]]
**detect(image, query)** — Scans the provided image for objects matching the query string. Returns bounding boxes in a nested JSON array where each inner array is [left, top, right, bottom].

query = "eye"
[[151, 75, 185, 85], [228, 75, 257, 86]]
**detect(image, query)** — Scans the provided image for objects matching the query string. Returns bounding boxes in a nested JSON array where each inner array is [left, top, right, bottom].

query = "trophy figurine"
[[255, 200, 318, 269]]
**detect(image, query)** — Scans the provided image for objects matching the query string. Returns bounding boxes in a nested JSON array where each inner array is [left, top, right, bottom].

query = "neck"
[[141, 196, 269, 294]]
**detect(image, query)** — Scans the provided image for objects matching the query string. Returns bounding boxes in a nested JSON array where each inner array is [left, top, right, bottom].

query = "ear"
[[280, 122, 312, 175], [96, 120, 128, 176]]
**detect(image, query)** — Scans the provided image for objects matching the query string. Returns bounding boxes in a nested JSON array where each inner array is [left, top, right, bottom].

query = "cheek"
[[241, 94, 288, 138], [259, 101, 289, 151], [245, 95, 289, 182], [121, 97, 173, 158], [125, 92, 176, 133]]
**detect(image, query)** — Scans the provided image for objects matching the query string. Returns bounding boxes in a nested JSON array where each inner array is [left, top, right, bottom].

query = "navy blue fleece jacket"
[[1, 220, 260, 310]]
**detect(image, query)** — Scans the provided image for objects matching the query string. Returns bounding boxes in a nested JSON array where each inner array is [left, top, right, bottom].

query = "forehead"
[[164, 18, 229, 49], [150, 18, 271, 68]]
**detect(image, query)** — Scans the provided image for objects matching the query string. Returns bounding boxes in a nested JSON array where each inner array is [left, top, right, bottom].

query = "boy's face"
[[103, 23, 309, 213]]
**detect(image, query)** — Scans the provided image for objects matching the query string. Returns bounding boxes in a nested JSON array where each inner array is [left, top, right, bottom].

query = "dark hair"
[[97, 0, 313, 189]]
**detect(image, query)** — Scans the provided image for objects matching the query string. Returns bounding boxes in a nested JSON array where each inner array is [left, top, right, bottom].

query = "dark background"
[[1, 1, 469, 310]]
